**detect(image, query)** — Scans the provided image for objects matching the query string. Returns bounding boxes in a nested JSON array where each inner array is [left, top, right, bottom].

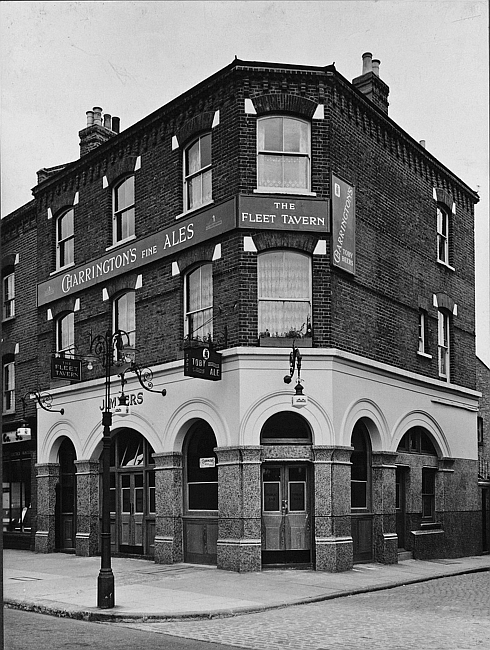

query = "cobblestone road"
[[115, 572, 490, 649]]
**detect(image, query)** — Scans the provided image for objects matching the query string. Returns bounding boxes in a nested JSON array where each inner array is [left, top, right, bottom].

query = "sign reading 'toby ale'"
[[184, 346, 222, 381]]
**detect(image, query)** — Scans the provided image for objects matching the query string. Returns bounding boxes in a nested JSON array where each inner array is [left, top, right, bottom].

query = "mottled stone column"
[[372, 451, 398, 564], [75, 460, 100, 556], [216, 447, 262, 572], [35, 463, 59, 553], [313, 447, 353, 572], [153, 452, 183, 564]]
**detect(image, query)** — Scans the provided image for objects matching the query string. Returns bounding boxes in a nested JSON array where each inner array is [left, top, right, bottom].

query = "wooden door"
[[119, 472, 144, 553]]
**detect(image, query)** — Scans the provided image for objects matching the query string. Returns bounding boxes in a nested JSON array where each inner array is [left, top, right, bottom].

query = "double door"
[[261, 463, 311, 565]]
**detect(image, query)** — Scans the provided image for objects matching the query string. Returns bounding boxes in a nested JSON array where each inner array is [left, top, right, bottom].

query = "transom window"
[[3, 271, 15, 320], [438, 310, 450, 380], [184, 133, 212, 211], [56, 209, 74, 269], [56, 312, 74, 357], [114, 292, 136, 349], [437, 206, 449, 265], [258, 250, 311, 339], [185, 264, 213, 341], [113, 176, 135, 244], [257, 116, 310, 192], [397, 427, 437, 455], [3, 360, 15, 413]]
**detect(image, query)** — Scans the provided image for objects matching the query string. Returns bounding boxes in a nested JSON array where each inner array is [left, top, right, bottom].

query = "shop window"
[[114, 291, 136, 350], [436, 205, 450, 265], [185, 263, 213, 341], [258, 250, 312, 339], [113, 176, 135, 244], [351, 422, 371, 510], [260, 411, 312, 445], [422, 468, 436, 521], [184, 133, 212, 211], [2, 270, 15, 320], [257, 116, 310, 192], [438, 309, 450, 380], [185, 423, 218, 512], [3, 360, 15, 414], [2, 451, 32, 533], [56, 208, 74, 270], [418, 309, 430, 355], [56, 312, 74, 357]]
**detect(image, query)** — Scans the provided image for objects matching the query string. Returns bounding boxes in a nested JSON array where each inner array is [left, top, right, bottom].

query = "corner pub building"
[[6, 54, 483, 571]]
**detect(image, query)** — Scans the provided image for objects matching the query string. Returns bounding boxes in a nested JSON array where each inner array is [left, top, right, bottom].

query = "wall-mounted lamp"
[[284, 342, 307, 408]]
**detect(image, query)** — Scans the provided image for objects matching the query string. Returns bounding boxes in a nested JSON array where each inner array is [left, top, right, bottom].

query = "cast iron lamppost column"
[[86, 329, 166, 609]]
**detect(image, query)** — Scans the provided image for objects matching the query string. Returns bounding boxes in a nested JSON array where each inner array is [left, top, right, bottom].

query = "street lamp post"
[[86, 329, 166, 609]]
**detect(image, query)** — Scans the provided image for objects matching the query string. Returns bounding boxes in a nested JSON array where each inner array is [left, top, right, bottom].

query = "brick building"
[[5, 54, 482, 569], [477, 356, 490, 553]]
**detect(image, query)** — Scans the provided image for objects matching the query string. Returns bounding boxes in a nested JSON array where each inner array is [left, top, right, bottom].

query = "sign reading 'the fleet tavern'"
[[184, 346, 222, 381]]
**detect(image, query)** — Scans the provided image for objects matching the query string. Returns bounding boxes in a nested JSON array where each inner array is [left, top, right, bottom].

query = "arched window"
[[260, 411, 312, 445], [113, 176, 135, 244], [257, 116, 310, 192], [397, 427, 438, 456], [56, 312, 74, 357], [351, 421, 371, 510], [56, 208, 74, 270], [114, 291, 136, 349], [184, 133, 212, 211], [185, 264, 213, 340], [258, 250, 312, 339], [185, 423, 218, 512]]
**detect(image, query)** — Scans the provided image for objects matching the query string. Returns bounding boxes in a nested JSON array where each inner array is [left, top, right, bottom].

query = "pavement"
[[3, 549, 490, 623]]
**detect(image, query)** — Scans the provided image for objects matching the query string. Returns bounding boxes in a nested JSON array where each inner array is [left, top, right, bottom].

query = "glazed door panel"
[[119, 472, 144, 553]]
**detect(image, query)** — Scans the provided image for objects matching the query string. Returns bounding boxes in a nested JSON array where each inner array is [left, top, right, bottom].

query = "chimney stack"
[[352, 52, 390, 114], [79, 106, 121, 157]]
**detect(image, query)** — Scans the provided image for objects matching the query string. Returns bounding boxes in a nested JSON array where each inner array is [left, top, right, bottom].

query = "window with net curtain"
[[114, 291, 136, 350], [258, 250, 312, 338], [56, 208, 74, 270], [257, 116, 310, 192], [56, 312, 74, 357], [186, 264, 213, 341]]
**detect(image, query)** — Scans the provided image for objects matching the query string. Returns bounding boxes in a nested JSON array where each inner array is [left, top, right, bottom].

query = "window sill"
[[105, 234, 136, 252], [50, 262, 75, 277], [258, 337, 312, 348], [2, 315, 15, 323], [437, 260, 455, 272], [175, 200, 214, 220], [417, 351, 432, 359], [254, 189, 317, 197]]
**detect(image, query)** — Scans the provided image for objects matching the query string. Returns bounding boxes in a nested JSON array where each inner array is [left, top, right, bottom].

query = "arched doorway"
[[351, 420, 373, 562], [108, 428, 155, 556], [56, 438, 77, 552], [183, 421, 218, 565], [260, 411, 312, 566]]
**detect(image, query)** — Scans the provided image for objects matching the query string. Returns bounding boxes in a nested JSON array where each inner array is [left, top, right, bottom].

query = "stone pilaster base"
[[217, 539, 262, 573], [374, 531, 398, 564], [315, 536, 353, 572], [75, 460, 100, 556], [35, 530, 54, 553], [35, 463, 60, 553], [154, 534, 183, 564]]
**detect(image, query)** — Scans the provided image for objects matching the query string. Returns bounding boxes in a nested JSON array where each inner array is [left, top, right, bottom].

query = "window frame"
[[3, 271, 15, 320], [113, 175, 135, 245], [56, 208, 74, 270], [437, 309, 450, 380], [257, 115, 311, 194], [183, 133, 212, 213], [56, 312, 75, 358], [184, 263, 213, 341], [421, 467, 436, 521], [436, 205, 450, 266], [3, 360, 15, 414], [113, 291, 136, 352], [350, 422, 372, 512]]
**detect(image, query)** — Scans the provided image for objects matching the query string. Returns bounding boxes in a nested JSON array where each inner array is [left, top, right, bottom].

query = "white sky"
[[1, 0, 489, 363]]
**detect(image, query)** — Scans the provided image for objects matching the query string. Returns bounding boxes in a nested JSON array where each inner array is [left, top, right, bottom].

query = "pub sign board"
[[331, 174, 356, 275], [184, 347, 222, 381], [51, 356, 82, 382]]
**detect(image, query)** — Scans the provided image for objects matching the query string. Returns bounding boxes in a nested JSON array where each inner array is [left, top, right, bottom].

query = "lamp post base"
[[97, 568, 115, 609]]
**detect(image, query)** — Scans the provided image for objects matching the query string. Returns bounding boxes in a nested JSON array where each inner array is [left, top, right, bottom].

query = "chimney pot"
[[112, 116, 120, 134], [419, 140, 426, 148], [104, 114, 112, 129], [362, 52, 373, 75], [93, 107, 102, 125], [372, 59, 380, 76], [86, 111, 94, 127]]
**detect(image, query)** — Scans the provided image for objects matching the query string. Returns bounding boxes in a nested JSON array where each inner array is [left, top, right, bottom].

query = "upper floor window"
[[257, 116, 310, 192], [258, 250, 312, 339], [437, 206, 450, 265], [3, 360, 15, 414], [114, 291, 136, 350], [185, 264, 213, 341], [56, 312, 74, 357], [56, 209, 74, 270], [418, 309, 429, 355], [184, 133, 212, 211], [437, 310, 450, 380], [113, 176, 135, 244], [2, 271, 15, 320]]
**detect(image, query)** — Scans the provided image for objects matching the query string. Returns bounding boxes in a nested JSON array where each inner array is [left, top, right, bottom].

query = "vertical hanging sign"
[[331, 174, 356, 274]]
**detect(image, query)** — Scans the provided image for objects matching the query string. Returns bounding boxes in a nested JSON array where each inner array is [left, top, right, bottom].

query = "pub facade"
[[17, 54, 484, 569]]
